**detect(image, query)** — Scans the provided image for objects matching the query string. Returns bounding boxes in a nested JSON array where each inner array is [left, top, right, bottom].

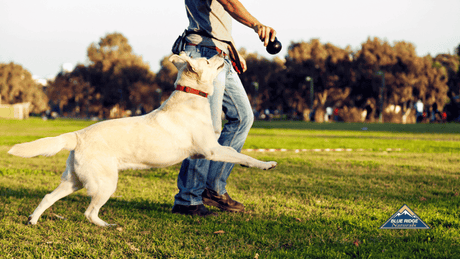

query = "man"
[[171, 0, 277, 216], [415, 100, 424, 123]]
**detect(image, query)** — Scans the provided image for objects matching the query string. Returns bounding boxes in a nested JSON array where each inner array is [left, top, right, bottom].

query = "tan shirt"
[[185, 0, 233, 53]]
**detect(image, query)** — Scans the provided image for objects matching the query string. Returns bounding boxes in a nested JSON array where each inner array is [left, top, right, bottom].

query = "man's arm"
[[217, 0, 276, 47]]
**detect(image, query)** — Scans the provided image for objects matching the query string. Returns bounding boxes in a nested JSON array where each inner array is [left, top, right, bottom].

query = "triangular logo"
[[379, 204, 430, 229]]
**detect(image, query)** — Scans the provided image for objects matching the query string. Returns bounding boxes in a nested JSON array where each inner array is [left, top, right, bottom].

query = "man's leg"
[[173, 46, 227, 214], [203, 63, 254, 211]]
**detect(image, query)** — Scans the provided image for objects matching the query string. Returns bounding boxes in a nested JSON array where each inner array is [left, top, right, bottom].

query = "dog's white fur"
[[8, 53, 277, 227]]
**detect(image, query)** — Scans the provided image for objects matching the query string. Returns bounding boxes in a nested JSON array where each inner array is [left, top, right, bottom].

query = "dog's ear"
[[169, 53, 198, 73], [169, 53, 187, 70]]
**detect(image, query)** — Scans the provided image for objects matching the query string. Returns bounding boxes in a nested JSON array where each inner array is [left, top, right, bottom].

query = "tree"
[[238, 49, 285, 112], [47, 65, 98, 116], [0, 62, 48, 113], [417, 56, 448, 109], [434, 53, 460, 98], [48, 33, 159, 117], [284, 39, 354, 113], [353, 37, 396, 110], [86, 33, 157, 112], [279, 37, 451, 122], [353, 37, 449, 118], [154, 55, 178, 98], [284, 40, 327, 112], [434, 49, 460, 121]]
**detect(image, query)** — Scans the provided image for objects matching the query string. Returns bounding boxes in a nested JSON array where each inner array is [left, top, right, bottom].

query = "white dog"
[[8, 53, 277, 227]]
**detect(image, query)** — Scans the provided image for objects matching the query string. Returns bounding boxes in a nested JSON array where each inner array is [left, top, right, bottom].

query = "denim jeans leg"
[[175, 157, 210, 205], [206, 65, 254, 195], [174, 45, 228, 206]]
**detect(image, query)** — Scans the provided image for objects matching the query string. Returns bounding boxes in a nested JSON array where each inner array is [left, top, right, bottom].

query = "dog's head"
[[169, 52, 225, 96]]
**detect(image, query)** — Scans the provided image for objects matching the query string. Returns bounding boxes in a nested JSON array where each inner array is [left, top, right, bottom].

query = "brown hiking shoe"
[[202, 188, 244, 212], [172, 204, 217, 217]]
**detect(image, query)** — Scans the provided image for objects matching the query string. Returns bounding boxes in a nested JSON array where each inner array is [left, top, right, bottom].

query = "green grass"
[[1, 118, 460, 258]]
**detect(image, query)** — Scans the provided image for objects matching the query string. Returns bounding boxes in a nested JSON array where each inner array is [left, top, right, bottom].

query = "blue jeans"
[[174, 45, 254, 206]]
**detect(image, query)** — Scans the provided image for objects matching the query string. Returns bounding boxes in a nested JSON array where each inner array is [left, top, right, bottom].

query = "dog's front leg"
[[204, 146, 277, 170]]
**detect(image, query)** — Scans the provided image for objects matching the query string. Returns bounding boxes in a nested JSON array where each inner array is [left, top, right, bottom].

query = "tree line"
[[1, 33, 459, 122], [240, 38, 459, 122]]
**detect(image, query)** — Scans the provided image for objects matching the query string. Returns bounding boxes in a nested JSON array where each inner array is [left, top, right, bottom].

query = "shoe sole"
[[172, 205, 218, 217], [172, 210, 218, 217], [202, 197, 244, 213]]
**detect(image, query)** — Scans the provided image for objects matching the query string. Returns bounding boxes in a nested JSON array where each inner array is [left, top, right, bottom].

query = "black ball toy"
[[266, 37, 282, 55]]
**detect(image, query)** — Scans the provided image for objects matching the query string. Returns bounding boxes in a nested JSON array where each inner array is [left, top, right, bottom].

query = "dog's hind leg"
[[205, 146, 277, 170], [84, 181, 117, 227], [81, 162, 118, 227], [28, 151, 83, 225]]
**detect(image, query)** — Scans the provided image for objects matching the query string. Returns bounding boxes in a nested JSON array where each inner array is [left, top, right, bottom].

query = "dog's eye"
[[217, 63, 225, 70]]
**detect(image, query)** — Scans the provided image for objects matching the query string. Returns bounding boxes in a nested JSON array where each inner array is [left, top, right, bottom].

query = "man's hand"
[[238, 52, 247, 72], [217, 0, 277, 46], [253, 24, 276, 47]]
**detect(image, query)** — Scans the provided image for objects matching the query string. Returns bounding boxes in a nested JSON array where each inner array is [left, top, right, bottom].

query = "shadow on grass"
[[2, 180, 460, 257], [0, 185, 173, 221]]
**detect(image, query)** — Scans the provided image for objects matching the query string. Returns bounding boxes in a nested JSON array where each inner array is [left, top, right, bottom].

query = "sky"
[[1, 0, 459, 80]]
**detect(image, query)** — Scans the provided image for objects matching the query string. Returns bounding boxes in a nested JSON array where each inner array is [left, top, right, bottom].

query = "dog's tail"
[[8, 132, 78, 158]]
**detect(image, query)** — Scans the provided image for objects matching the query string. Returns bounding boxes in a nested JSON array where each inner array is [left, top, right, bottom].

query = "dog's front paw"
[[27, 216, 37, 226], [262, 161, 277, 170]]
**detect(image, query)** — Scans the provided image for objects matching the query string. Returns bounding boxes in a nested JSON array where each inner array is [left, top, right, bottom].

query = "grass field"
[[1, 118, 460, 258]]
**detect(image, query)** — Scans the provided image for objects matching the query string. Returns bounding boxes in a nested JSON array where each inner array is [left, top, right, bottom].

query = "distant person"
[[431, 102, 439, 122], [171, 0, 277, 217], [415, 100, 424, 123], [333, 107, 339, 122], [326, 107, 332, 122]]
